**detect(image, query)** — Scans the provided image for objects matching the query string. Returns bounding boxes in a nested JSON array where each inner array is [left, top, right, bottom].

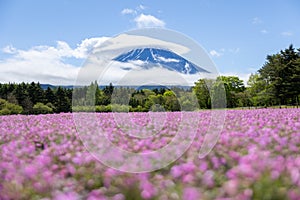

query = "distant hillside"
[[40, 84, 76, 90]]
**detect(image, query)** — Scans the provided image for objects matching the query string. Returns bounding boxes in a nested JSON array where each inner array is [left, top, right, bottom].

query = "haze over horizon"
[[0, 0, 299, 85]]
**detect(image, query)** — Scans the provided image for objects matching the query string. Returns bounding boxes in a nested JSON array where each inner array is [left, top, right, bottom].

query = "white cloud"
[[281, 31, 293, 36], [252, 17, 263, 24], [209, 50, 222, 57], [134, 14, 165, 28], [0, 37, 109, 85], [73, 37, 110, 58], [121, 5, 165, 28], [121, 5, 146, 15], [138, 5, 146, 10], [260, 29, 268, 34], [121, 8, 136, 15], [2, 45, 17, 54], [209, 48, 240, 58], [96, 34, 190, 55], [99, 61, 208, 86]]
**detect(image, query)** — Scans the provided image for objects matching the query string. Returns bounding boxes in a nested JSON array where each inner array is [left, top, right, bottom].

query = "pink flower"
[[87, 189, 106, 200], [271, 170, 280, 180], [243, 189, 253, 198], [202, 170, 214, 187], [72, 157, 82, 165], [181, 162, 196, 173], [36, 154, 51, 166], [140, 181, 156, 199], [224, 180, 239, 196], [182, 187, 202, 200], [53, 191, 80, 200], [199, 161, 208, 172], [141, 190, 152, 199], [182, 174, 194, 183], [112, 193, 125, 200], [288, 189, 300, 200], [290, 168, 300, 184], [170, 165, 182, 178], [23, 165, 38, 179]]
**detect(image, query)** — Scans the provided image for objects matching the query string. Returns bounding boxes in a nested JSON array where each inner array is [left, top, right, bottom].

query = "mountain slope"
[[113, 48, 209, 74]]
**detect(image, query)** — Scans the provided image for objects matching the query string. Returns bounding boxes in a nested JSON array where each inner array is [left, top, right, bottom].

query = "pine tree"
[[45, 87, 56, 104], [55, 87, 71, 113]]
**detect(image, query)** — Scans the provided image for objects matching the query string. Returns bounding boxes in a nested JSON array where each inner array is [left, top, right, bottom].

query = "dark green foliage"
[[102, 83, 114, 105], [193, 76, 245, 109], [55, 87, 71, 113], [253, 44, 300, 106], [193, 79, 212, 109], [0, 82, 72, 115], [28, 82, 44, 104], [44, 87, 56, 105]]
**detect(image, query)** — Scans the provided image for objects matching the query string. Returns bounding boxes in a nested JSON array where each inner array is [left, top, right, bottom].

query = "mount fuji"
[[113, 48, 210, 74]]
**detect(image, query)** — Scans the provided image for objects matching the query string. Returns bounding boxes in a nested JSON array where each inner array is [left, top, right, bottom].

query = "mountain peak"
[[113, 48, 209, 74]]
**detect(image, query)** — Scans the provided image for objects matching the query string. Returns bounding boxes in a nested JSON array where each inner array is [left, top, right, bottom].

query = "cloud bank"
[[134, 14, 165, 28], [0, 37, 109, 85]]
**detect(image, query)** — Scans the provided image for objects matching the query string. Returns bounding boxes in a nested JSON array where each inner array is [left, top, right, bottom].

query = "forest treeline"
[[0, 45, 299, 115], [0, 82, 72, 115]]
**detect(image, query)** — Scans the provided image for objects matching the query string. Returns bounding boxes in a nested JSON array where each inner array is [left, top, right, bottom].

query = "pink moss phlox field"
[[0, 109, 300, 199]]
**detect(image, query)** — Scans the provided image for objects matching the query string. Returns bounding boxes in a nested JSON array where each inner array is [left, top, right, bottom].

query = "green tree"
[[21, 96, 33, 114], [33, 102, 53, 114], [28, 82, 44, 104], [44, 87, 56, 105], [258, 45, 300, 105], [163, 90, 180, 111], [193, 79, 212, 109], [217, 76, 245, 108], [111, 86, 132, 105], [55, 87, 71, 113], [210, 80, 227, 109], [179, 92, 198, 111], [101, 83, 114, 105], [7, 93, 18, 104], [246, 73, 275, 107], [85, 81, 98, 106], [0, 99, 23, 115]]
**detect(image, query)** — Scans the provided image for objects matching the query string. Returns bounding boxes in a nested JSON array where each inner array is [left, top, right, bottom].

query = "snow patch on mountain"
[[156, 56, 180, 63]]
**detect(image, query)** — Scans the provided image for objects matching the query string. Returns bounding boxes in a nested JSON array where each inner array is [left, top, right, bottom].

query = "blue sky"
[[0, 0, 299, 85]]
